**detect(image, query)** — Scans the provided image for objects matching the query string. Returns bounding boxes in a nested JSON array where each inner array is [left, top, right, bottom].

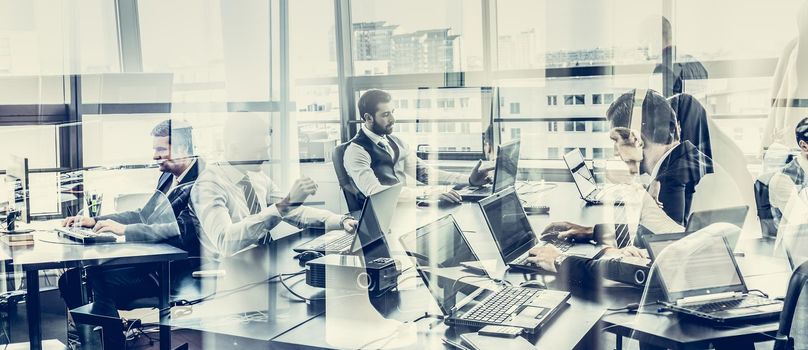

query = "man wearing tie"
[[342, 89, 493, 208]]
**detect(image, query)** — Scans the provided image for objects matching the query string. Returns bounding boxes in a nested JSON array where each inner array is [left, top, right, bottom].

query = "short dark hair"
[[795, 117, 808, 145], [151, 119, 194, 156], [606, 89, 678, 145], [357, 89, 392, 121]]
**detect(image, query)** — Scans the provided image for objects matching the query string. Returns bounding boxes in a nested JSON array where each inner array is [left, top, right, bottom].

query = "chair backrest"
[[754, 172, 781, 238], [775, 260, 808, 350], [332, 142, 365, 212]]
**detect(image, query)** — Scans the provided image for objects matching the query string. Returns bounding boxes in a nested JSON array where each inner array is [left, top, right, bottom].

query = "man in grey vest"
[[343, 89, 493, 206]]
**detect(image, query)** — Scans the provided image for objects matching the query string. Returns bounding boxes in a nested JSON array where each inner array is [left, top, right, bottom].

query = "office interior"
[[1, 0, 808, 349]]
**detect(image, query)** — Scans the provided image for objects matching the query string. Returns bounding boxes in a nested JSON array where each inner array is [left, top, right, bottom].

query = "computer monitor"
[[5, 155, 30, 224], [492, 140, 520, 192]]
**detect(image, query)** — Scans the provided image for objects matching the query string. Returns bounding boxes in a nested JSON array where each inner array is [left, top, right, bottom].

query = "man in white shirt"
[[192, 115, 357, 258], [768, 117, 808, 219], [342, 89, 493, 208]]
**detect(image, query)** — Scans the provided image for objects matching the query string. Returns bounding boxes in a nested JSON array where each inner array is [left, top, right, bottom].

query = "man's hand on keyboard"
[[93, 220, 126, 235], [62, 216, 96, 228], [526, 245, 562, 273], [342, 218, 358, 233], [542, 221, 593, 242], [619, 246, 648, 258]]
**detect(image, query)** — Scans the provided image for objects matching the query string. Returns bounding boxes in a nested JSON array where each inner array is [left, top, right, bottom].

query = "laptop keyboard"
[[690, 296, 778, 314], [463, 287, 541, 324], [56, 227, 117, 243], [310, 234, 353, 251]]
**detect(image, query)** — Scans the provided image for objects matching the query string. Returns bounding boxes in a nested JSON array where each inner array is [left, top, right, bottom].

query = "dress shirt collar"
[[650, 143, 680, 181], [361, 124, 389, 147], [174, 158, 197, 184]]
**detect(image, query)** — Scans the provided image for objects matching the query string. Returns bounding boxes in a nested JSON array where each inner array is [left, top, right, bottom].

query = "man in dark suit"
[[58, 120, 203, 344], [525, 90, 712, 285]]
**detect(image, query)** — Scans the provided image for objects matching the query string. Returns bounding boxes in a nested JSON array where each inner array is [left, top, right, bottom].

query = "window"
[[510, 102, 520, 114], [416, 123, 432, 132], [593, 147, 611, 159], [592, 94, 603, 105], [604, 93, 615, 104], [510, 128, 521, 139], [438, 122, 456, 132], [591, 121, 606, 132], [437, 98, 455, 109], [547, 121, 558, 132], [547, 147, 559, 159], [459, 98, 470, 108], [574, 94, 585, 105], [547, 95, 558, 106], [564, 95, 574, 105], [416, 99, 432, 108], [564, 121, 586, 132], [351, 0, 484, 74]]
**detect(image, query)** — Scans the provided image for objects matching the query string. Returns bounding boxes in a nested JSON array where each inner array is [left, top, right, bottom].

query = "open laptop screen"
[[563, 149, 597, 197], [652, 235, 745, 300], [400, 215, 486, 314], [492, 140, 520, 192], [480, 188, 536, 263], [351, 185, 401, 258]]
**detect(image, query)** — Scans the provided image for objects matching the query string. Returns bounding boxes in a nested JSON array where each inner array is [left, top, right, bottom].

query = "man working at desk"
[[526, 89, 710, 279], [342, 89, 493, 208], [57, 120, 204, 345], [191, 115, 358, 258]]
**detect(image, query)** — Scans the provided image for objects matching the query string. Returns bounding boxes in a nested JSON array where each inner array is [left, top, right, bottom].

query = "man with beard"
[[342, 89, 493, 209]]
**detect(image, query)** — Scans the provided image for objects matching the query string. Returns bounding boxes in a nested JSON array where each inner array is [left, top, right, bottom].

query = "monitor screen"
[[652, 236, 744, 298], [4, 155, 29, 223], [492, 140, 520, 191], [351, 185, 401, 259], [563, 149, 597, 197], [481, 189, 536, 262], [402, 215, 485, 314]]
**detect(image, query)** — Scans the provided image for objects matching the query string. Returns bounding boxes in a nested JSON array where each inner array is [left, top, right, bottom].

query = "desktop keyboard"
[[310, 234, 353, 252], [463, 287, 541, 324], [691, 296, 778, 314], [55, 227, 117, 244]]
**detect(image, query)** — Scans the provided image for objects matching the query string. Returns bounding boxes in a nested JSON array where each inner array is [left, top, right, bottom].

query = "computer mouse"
[[294, 251, 324, 267]]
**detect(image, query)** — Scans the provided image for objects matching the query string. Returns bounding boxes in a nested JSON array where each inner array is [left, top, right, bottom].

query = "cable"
[[278, 272, 325, 302], [605, 301, 659, 312], [748, 289, 770, 298]]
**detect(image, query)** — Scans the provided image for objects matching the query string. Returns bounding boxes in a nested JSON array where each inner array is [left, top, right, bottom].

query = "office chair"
[[755, 172, 783, 239], [774, 260, 808, 350], [332, 142, 366, 212]]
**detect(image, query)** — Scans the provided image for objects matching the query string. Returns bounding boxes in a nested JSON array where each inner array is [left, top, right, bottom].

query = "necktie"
[[378, 141, 392, 157], [238, 176, 262, 215]]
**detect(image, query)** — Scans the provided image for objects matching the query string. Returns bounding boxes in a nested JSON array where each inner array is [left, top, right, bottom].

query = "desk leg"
[[159, 262, 171, 350], [25, 269, 41, 350]]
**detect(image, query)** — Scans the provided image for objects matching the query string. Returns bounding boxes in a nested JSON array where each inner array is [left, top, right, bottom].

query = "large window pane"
[[350, 0, 484, 75], [497, 0, 663, 70]]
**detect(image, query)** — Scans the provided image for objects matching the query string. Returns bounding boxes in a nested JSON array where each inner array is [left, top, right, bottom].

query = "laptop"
[[457, 140, 520, 202], [478, 187, 607, 272], [648, 234, 782, 323], [399, 215, 570, 334], [562, 149, 621, 205], [293, 185, 401, 254], [685, 205, 749, 232]]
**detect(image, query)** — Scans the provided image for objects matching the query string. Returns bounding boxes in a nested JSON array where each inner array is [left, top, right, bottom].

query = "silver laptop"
[[686, 205, 749, 232], [562, 148, 621, 205], [458, 140, 520, 201], [400, 215, 570, 334], [648, 234, 782, 323], [293, 185, 401, 254]]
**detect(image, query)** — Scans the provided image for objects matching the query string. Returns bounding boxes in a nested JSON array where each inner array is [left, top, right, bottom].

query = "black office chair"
[[332, 141, 366, 213], [774, 260, 808, 350], [755, 172, 782, 238]]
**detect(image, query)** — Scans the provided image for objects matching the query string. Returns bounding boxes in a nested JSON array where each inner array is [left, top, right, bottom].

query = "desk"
[[164, 182, 789, 350], [3, 223, 187, 350]]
